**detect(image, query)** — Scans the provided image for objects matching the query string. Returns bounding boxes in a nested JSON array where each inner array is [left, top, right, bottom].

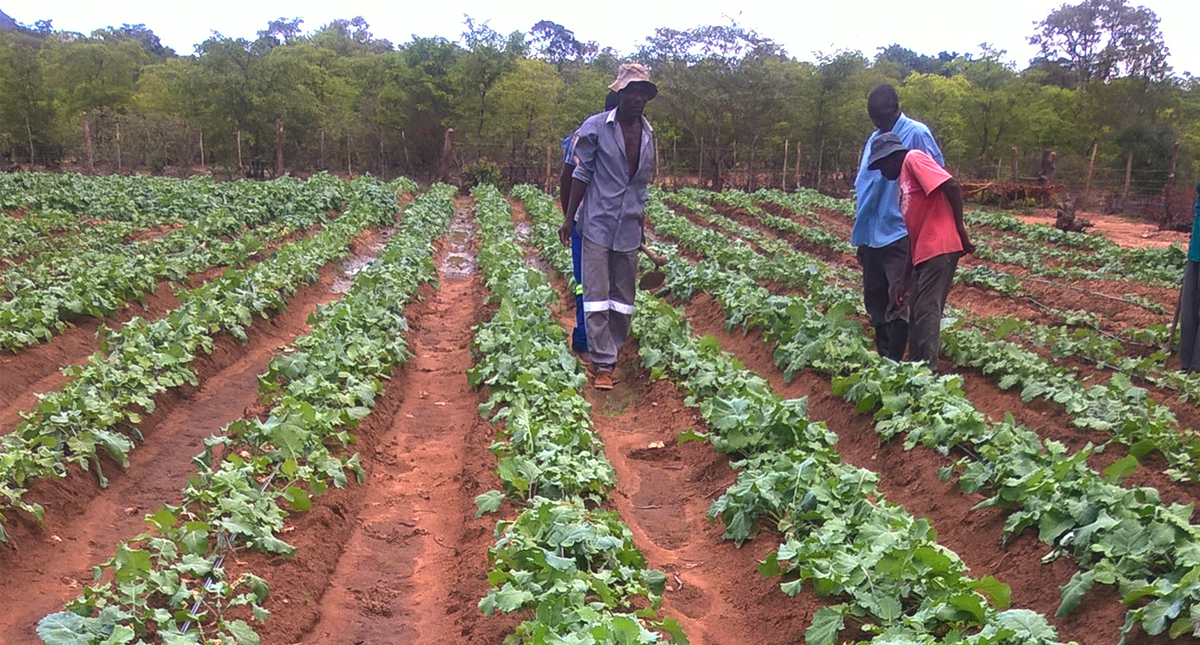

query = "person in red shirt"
[[867, 133, 975, 369]]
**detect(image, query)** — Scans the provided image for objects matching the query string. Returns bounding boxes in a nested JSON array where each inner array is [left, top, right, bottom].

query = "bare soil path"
[[290, 200, 513, 645]]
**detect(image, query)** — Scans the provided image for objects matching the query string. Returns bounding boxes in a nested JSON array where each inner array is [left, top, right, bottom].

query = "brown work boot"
[[594, 371, 614, 391]]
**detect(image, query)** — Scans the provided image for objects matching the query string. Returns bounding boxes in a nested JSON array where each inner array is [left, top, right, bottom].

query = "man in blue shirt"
[[852, 83, 944, 360], [558, 91, 620, 361], [1179, 181, 1200, 372]]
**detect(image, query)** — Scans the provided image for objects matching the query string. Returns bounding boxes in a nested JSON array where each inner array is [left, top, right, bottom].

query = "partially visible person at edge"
[[868, 132, 974, 370], [563, 63, 657, 390], [558, 91, 621, 362], [1180, 180, 1200, 372], [853, 83, 944, 361]]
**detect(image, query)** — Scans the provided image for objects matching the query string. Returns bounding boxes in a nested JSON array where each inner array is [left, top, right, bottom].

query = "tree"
[[457, 17, 525, 138], [1029, 0, 1170, 89], [529, 20, 596, 68], [0, 30, 57, 163], [638, 22, 793, 189]]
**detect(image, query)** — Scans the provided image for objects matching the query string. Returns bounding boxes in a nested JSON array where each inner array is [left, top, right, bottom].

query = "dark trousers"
[[1181, 260, 1200, 372], [860, 237, 911, 361], [908, 252, 961, 369], [570, 225, 588, 353]]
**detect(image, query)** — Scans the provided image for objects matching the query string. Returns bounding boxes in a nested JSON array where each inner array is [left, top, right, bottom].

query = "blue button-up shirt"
[[571, 108, 656, 252], [852, 113, 943, 248], [1189, 181, 1200, 263]]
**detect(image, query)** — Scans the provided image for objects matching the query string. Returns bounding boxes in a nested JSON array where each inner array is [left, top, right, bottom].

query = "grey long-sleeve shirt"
[[570, 108, 655, 252]]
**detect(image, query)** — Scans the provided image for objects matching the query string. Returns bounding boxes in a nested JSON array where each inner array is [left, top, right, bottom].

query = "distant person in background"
[[867, 133, 974, 369], [559, 91, 621, 362], [1179, 181, 1200, 372], [853, 83, 944, 360], [564, 63, 657, 390]]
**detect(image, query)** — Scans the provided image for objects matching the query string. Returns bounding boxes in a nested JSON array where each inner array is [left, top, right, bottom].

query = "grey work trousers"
[[908, 251, 961, 369], [860, 236, 911, 361], [581, 238, 638, 372], [1181, 260, 1200, 372]]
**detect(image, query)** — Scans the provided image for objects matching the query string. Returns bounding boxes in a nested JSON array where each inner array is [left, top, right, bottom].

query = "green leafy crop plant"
[[472, 184, 686, 643], [36, 178, 446, 645]]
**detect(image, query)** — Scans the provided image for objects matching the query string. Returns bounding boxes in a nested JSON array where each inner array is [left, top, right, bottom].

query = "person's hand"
[[559, 222, 573, 247], [895, 282, 908, 307], [961, 237, 976, 255], [856, 246, 866, 266]]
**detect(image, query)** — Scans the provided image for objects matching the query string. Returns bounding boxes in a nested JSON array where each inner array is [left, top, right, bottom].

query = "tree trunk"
[[1084, 143, 1097, 200], [320, 129, 326, 170], [401, 130, 411, 176], [115, 119, 122, 173], [199, 130, 205, 169], [275, 117, 284, 177], [83, 112, 94, 174], [795, 142, 802, 190], [237, 130, 243, 172], [815, 137, 825, 192], [26, 117, 35, 166], [748, 136, 758, 191]]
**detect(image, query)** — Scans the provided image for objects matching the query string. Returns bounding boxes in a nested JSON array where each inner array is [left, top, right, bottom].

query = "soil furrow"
[[282, 200, 511, 645], [0, 230, 383, 643]]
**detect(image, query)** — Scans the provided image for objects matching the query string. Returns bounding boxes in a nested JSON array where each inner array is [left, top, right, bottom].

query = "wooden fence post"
[[1084, 143, 1097, 200], [782, 138, 789, 192], [1122, 152, 1134, 212]]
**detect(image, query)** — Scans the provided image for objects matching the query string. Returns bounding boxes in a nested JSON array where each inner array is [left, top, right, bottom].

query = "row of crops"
[[30, 180, 453, 643], [614, 186, 1200, 642], [5, 172, 1200, 644]]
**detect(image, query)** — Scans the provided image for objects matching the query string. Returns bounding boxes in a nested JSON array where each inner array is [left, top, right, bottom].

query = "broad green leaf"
[[474, 490, 504, 518], [36, 613, 91, 645], [1058, 571, 1095, 617], [805, 605, 846, 645]]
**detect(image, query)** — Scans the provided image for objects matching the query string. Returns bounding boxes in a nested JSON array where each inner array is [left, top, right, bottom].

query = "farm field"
[[3, 173, 1200, 645]]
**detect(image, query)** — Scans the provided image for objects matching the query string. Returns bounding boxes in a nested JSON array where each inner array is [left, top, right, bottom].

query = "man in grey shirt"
[[564, 63, 657, 390]]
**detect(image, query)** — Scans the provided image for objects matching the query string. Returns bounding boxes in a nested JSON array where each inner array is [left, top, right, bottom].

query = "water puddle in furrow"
[[331, 231, 391, 294], [513, 221, 550, 273], [441, 207, 477, 280]]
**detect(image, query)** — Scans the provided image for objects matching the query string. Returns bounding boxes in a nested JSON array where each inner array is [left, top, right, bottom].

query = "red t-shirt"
[[899, 149, 962, 266]]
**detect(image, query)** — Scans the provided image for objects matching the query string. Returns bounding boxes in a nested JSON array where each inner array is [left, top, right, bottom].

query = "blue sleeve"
[[912, 130, 944, 166], [562, 135, 573, 164], [571, 120, 598, 184]]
